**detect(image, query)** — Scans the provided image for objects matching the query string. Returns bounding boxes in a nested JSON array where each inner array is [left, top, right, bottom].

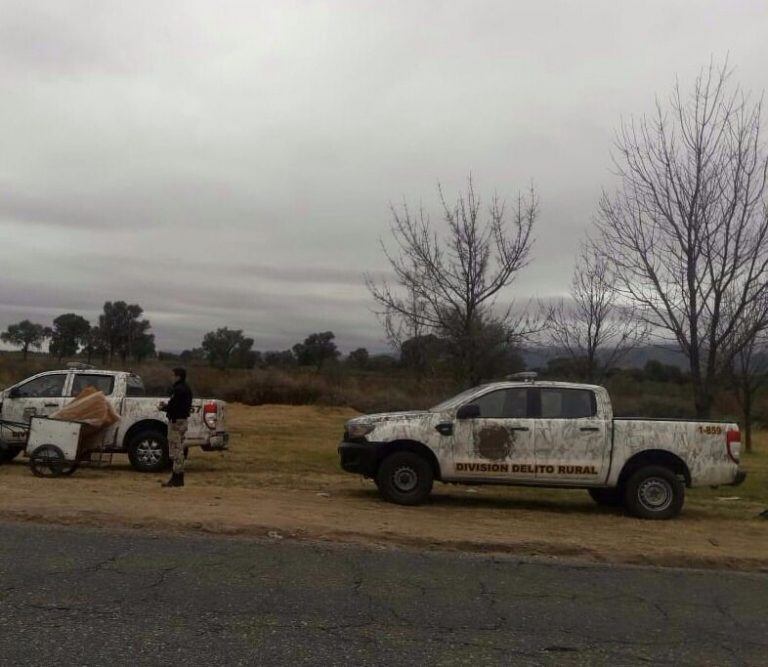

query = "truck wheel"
[[127, 430, 169, 473], [0, 446, 23, 463], [376, 451, 433, 506], [588, 487, 623, 507], [624, 465, 684, 520]]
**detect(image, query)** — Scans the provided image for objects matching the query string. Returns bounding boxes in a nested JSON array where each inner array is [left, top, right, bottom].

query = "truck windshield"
[[430, 386, 488, 412]]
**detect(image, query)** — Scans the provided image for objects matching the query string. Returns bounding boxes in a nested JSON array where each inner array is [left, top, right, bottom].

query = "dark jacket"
[[165, 379, 193, 421]]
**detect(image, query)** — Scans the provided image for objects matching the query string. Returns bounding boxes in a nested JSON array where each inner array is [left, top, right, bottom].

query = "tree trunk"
[[693, 380, 713, 419], [742, 390, 753, 454], [22, 344, 28, 361]]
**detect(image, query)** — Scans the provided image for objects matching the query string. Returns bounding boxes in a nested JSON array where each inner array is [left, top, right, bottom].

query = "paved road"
[[0, 523, 766, 666]]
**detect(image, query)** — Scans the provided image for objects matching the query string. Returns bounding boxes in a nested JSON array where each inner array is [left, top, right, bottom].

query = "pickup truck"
[[0, 368, 228, 472], [339, 376, 746, 519]]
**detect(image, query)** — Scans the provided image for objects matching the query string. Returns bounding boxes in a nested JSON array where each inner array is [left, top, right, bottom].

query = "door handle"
[[44, 403, 59, 408], [509, 426, 529, 432], [580, 427, 599, 432]]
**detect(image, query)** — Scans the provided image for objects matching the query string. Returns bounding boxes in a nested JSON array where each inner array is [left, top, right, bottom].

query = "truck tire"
[[623, 465, 684, 520], [376, 451, 433, 506], [127, 430, 170, 473], [588, 487, 623, 507], [0, 445, 23, 463]]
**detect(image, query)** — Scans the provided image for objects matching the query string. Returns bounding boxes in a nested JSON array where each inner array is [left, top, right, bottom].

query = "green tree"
[[98, 301, 152, 362], [133, 333, 156, 362], [263, 350, 297, 367], [1, 320, 52, 360], [293, 332, 340, 371], [347, 348, 370, 369], [201, 328, 251, 369], [49, 313, 91, 361], [83, 326, 108, 364]]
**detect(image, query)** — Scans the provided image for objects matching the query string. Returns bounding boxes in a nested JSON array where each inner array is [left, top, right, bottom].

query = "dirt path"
[[1, 403, 767, 571]]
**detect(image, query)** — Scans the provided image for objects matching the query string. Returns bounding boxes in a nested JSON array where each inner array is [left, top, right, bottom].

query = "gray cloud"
[[1, 1, 767, 352]]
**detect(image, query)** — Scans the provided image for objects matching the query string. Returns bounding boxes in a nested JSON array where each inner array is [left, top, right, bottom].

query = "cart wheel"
[[30, 445, 78, 478]]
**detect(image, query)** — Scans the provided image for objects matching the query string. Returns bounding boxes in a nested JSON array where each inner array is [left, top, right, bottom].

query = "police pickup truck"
[[0, 367, 228, 472], [339, 374, 746, 519]]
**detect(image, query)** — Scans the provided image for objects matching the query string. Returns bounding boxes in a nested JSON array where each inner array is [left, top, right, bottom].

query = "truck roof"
[[480, 380, 605, 392]]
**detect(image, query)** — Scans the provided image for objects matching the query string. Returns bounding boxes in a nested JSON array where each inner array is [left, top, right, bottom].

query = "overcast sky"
[[1, 1, 767, 353]]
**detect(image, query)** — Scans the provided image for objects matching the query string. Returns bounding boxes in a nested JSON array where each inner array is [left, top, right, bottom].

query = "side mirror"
[[456, 403, 480, 420], [8, 387, 21, 399]]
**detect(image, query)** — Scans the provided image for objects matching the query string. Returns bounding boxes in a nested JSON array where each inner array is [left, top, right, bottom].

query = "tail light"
[[726, 429, 741, 464], [203, 402, 218, 430]]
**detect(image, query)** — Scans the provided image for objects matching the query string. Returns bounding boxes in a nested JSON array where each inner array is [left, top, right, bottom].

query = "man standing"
[[161, 367, 193, 488]]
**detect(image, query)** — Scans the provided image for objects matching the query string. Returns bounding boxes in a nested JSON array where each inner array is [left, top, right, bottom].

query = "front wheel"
[[127, 430, 169, 472], [624, 465, 684, 520], [376, 451, 433, 506]]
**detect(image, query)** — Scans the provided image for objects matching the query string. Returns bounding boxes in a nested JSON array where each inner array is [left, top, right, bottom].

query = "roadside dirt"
[[1, 403, 767, 571]]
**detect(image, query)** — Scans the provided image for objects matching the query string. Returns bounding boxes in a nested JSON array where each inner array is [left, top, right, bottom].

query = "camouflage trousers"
[[168, 419, 188, 474]]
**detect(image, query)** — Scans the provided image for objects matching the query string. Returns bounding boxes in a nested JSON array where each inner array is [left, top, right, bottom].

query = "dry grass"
[[1, 404, 767, 570]]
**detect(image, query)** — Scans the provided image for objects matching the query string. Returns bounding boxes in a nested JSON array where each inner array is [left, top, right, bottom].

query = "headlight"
[[347, 422, 375, 439]]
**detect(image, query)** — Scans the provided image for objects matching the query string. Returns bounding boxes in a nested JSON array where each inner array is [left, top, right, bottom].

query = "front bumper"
[[202, 432, 229, 451], [728, 470, 747, 486], [338, 440, 380, 477]]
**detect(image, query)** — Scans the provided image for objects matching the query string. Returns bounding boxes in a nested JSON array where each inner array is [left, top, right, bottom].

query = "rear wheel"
[[624, 465, 684, 520], [376, 451, 433, 506], [127, 430, 169, 472], [588, 487, 623, 507]]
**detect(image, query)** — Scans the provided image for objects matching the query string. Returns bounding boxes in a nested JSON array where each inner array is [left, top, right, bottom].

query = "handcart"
[[0, 416, 112, 477]]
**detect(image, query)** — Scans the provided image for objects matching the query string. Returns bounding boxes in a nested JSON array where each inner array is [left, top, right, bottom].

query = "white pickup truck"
[[0, 368, 228, 472], [339, 376, 746, 519]]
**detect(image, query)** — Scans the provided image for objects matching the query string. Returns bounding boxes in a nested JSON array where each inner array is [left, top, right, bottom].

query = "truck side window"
[[126, 375, 145, 397], [540, 388, 596, 419], [473, 388, 529, 419], [14, 374, 66, 398], [72, 374, 115, 396]]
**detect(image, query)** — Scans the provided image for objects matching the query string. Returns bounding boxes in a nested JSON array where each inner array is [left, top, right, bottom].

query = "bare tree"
[[597, 61, 768, 417], [727, 294, 768, 453], [546, 241, 648, 382], [366, 176, 538, 385]]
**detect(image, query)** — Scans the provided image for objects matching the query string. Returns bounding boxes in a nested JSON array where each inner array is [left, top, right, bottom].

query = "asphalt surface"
[[0, 523, 766, 666]]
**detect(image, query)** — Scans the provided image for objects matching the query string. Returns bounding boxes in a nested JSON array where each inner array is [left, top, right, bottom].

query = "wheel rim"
[[136, 439, 163, 465], [638, 477, 673, 512], [392, 465, 418, 493], [31, 445, 65, 477]]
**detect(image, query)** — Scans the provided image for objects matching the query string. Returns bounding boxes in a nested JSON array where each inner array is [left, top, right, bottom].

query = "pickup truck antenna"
[[506, 371, 538, 382]]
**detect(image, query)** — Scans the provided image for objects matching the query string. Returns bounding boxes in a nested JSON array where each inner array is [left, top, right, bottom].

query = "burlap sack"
[[50, 387, 120, 430]]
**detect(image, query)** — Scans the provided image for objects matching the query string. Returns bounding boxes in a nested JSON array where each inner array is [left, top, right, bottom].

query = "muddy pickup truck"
[[0, 367, 228, 471], [339, 375, 746, 519]]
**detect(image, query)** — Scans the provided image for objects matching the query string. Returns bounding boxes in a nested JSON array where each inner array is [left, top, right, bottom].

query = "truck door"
[[1, 373, 70, 445], [449, 387, 536, 481], [531, 387, 610, 483]]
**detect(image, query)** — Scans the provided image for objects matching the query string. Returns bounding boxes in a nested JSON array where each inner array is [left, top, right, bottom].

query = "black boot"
[[161, 473, 181, 488], [176, 472, 184, 487]]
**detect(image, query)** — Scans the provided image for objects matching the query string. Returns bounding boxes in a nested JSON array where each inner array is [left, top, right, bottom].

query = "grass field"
[[1, 404, 767, 570]]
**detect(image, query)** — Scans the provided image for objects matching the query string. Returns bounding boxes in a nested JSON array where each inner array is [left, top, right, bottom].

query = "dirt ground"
[[1, 403, 767, 570]]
